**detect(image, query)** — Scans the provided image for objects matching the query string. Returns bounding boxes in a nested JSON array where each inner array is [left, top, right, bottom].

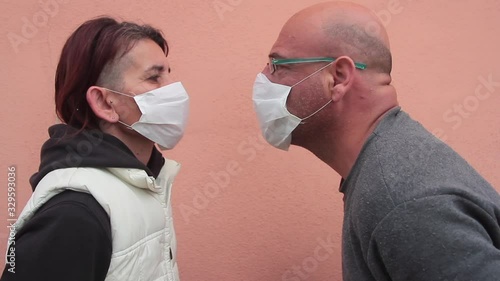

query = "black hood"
[[30, 124, 165, 190]]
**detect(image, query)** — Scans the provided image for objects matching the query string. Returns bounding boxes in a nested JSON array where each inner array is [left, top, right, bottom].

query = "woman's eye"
[[148, 75, 161, 82]]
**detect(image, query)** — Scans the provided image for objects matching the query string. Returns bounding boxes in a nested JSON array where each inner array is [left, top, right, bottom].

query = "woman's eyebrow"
[[144, 64, 165, 74]]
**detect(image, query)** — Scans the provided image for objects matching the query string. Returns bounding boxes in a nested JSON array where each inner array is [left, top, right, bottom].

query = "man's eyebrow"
[[268, 52, 286, 59]]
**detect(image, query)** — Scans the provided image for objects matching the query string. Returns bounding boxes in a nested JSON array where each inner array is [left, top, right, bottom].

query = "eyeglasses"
[[268, 57, 367, 74]]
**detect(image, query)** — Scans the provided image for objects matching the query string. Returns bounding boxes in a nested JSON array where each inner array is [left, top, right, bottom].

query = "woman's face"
[[110, 39, 172, 127]]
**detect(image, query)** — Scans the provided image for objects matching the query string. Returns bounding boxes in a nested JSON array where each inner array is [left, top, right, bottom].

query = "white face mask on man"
[[252, 62, 333, 150], [106, 82, 190, 150]]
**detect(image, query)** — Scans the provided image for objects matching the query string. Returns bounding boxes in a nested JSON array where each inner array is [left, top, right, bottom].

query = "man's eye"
[[275, 64, 289, 72]]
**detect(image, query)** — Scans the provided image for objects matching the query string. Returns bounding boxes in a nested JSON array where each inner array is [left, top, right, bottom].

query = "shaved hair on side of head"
[[284, 1, 393, 74], [322, 22, 392, 74]]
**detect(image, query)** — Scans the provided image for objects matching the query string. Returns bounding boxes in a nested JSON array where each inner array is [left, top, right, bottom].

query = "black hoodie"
[[1, 124, 165, 281]]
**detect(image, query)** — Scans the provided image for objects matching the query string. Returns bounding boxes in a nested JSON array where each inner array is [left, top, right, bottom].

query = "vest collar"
[[107, 159, 181, 193]]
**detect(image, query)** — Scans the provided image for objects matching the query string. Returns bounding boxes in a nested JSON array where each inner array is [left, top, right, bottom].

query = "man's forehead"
[[270, 23, 322, 58]]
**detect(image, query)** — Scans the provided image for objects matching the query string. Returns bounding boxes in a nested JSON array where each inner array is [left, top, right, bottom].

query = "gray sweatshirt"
[[340, 107, 500, 281]]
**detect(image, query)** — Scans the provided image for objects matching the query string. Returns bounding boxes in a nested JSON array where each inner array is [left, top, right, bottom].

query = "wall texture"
[[0, 0, 499, 280]]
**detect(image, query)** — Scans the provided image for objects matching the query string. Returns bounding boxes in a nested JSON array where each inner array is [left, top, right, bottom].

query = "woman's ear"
[[329, 56, 356, 102], [86, 86, 118, 123]]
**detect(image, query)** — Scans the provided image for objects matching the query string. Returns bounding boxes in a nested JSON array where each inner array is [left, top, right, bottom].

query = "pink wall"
[[1, 0, 499, 280]]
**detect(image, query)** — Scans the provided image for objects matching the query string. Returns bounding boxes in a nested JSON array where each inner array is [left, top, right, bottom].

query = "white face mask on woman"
[[106, 82, 190, 150], [252, 63, 333, 151]]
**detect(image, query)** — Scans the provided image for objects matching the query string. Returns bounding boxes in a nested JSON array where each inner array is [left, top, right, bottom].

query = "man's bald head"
[[277, 1, 392, 74], [260, 1, 399, 170]]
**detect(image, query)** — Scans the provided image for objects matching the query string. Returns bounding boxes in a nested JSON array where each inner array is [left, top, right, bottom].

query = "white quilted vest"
[[9, 159, 181, 281]]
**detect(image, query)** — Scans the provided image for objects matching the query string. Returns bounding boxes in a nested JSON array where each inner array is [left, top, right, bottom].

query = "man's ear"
[[328, 56, 356, 102], [86, 86, 118, 123]]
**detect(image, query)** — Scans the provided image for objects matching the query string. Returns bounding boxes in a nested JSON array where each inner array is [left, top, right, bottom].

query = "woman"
[[1, 16, 189, 281]]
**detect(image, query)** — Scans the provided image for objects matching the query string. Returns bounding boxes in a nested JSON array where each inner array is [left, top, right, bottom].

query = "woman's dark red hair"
[[54, 16, 169, 130]]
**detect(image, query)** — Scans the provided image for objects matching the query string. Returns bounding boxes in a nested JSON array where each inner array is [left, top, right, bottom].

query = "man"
[[252, 1, 500, 280]]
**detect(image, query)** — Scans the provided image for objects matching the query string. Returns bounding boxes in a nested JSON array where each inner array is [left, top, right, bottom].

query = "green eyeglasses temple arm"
[[272, 57, 367, 70]]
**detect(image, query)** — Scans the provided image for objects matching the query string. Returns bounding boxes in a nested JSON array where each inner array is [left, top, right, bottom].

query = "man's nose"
[[260, 64, 275, 82], [262, 64, 269, 75]]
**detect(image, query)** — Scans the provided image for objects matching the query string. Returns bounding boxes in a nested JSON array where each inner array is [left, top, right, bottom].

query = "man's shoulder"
[[345, 109, 498, 223]]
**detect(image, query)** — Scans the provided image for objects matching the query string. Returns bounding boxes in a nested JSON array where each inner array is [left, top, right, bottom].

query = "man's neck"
[[304, 122, 372, 179], [302, 89, 398, 179]]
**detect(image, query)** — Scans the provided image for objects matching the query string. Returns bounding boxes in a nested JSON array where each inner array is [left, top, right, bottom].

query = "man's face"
[[111, 39, 173, 127], [263, 22, 332, 123]]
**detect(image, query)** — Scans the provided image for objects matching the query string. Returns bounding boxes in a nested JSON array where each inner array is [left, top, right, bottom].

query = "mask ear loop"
[[289, 61, 335, 124], [105, 88, 135, 98], [300, 99, 333, 124], [291, 61, 335, 87], [104, 88, 136, 130], [117, 120, 134, 130]]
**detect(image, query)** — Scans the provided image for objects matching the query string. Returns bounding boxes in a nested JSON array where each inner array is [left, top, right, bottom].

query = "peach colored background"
[[1, 0, 499, 280]]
